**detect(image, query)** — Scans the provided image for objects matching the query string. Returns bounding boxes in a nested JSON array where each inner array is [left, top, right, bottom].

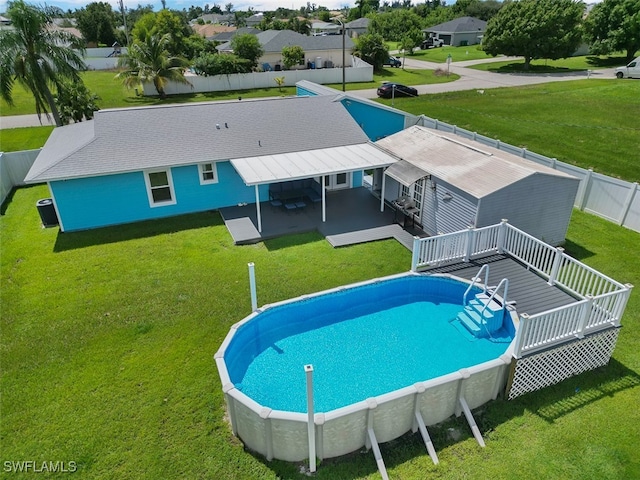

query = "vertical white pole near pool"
[[248, 262, 257, 312], [305, 364, 316, 473]]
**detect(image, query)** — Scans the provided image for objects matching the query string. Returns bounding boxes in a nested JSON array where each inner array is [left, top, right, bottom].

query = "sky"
[[1, 0, 354, 15], [1, 0, 603, 18]]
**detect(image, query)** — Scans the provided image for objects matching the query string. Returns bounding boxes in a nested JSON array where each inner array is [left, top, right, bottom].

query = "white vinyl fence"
[[0, 149, 41, 205], [417, 115, 640, 234], [143, 56, 373, 95]]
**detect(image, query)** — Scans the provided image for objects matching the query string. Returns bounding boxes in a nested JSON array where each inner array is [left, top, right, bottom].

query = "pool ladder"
[[458, 265, 509, 339]]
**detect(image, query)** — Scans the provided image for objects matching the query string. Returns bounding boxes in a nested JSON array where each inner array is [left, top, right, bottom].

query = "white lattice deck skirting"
[[507, 327, 620, 400]]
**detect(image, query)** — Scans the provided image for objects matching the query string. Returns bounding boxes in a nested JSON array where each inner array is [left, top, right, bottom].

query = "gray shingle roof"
[[217, 29, 354, 53], [25, 95, 369, 183], [424, 16, 487, 34], [345, 18, 369, 29]]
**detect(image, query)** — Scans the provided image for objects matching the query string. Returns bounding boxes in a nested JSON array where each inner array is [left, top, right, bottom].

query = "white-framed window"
[[144, 169, 176, 207], [413, 178, 424, 210], [198, 162, 218, 185]]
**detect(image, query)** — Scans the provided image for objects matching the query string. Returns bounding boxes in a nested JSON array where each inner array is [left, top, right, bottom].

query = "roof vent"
[[225, 122, 229, 128], [216, 124, 220, 129]]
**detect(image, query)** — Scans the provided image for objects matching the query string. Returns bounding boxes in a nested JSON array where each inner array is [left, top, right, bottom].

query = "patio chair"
[[270, 199, 283, 210], [284, 202, 297, 212]]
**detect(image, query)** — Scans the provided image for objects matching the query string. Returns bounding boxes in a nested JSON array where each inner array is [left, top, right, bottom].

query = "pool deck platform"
[[429, 254, 579, 316], [220, 187, 425, 248]]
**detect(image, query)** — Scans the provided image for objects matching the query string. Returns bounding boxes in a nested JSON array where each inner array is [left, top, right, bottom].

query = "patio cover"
[[230, 143, 398, 186], [384, 159, 429, 186]]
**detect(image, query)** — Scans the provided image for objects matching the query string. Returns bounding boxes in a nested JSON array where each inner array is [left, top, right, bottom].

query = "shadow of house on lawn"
[[53, 211, 225, 252]]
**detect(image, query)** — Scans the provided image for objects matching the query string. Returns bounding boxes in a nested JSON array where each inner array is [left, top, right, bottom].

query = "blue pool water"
[[225, 275, 514, 413]]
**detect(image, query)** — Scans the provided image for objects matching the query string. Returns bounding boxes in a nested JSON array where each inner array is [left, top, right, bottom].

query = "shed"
[[377, 126, 579, 245]]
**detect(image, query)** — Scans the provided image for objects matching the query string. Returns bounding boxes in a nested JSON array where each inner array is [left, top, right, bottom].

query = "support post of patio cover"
[[321, 176, 327, 223], [254, 185, 262, 233], [380, 170, 387, 212], [248, 262, 257, 312]]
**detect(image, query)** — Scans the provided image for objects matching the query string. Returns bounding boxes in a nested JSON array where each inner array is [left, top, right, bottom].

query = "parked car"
[[376, 82, 418, 99], [421, 37, 445, 49], [615, 57, 640, 79], [383, 56, 402, 68]]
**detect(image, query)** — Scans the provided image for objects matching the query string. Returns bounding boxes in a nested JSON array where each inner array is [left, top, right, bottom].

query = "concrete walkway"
[[0, 56, 617, 129]]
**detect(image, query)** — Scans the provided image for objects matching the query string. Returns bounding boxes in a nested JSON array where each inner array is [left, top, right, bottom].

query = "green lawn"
[[469, 54, 631, 73], [408, 45, 493, 63], [378, 80, 640, 181], [0, 126, 54, 152], [1, 185, 639, 479]]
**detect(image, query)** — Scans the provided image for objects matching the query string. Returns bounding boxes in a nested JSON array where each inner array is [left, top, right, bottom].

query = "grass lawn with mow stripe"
[[379, 79, 640, 181], [469, 54, 632, 73], [1, 183, 639, 479]]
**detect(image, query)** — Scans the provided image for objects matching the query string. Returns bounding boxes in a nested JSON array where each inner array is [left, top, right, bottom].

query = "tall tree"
[[0, 0, 86, 126], [230, 34, 264, 70], [585, 0, 640, 62], [369, 9, 424, 42], [483, 0, 584, 70], [353, 33, 389, 70], [131, 10, 193, 57], [76, 2, 118, 46], [116, 33, 192, 98]]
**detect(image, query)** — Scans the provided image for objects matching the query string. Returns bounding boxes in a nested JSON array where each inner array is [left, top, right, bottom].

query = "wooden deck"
[[429, 254, 579, 316], [219, 187, 425, 249]]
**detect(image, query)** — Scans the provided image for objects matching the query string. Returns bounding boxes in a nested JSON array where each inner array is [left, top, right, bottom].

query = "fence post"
[[513, 313, 528, 358], [576, 295, 594, 338], [497, 219, 508, 254], [411, 236, 421, 272], [464, 226, 474, 262], [577, 169, 594, 210], [619, 182, 638, 227], [547, 247, 564, 286]]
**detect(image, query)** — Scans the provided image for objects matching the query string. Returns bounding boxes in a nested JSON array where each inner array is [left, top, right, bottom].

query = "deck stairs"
[[454, 265, 510, 340]]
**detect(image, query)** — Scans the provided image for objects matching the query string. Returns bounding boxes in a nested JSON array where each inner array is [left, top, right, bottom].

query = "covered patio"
[[219, 187, 425, 248]]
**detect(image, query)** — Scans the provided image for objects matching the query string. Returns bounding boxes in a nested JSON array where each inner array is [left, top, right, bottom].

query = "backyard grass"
[[378, 79, 640, 181], [1, 184, 639, 479], [469, 54, 631, 73], [0, 126, 53, 152]]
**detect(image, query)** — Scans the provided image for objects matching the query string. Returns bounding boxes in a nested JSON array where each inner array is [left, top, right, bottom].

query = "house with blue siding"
[[26, 81, 579, 246], [25, 94, 399, 232]]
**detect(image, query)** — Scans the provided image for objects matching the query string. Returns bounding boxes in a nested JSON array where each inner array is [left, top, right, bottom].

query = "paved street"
[[0, 56, 618, 130]]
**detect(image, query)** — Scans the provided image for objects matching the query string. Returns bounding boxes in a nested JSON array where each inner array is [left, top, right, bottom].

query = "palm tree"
[[0, 0, 86, 127], [117, 33, 192, 98]]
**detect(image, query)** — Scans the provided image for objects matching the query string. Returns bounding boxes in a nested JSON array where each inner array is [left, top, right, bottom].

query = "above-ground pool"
[[216, 272, 516, 464]]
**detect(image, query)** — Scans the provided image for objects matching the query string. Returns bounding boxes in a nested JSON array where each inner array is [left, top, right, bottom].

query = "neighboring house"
[[245, 13, 264, 27], [208, 26, 260, 43], [377, 126, 579, 245], [423, 16, 486, 47], [192, 23, 235, 39], [311, 21, 341, 36], [24, 95, 397, 232], [217, 29, 354, 70], [192, 13, 233, 25], [345, 17, 369, 38]]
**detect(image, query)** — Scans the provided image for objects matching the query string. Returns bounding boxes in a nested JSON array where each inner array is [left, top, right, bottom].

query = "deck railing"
[[411, 220, 633, 358]]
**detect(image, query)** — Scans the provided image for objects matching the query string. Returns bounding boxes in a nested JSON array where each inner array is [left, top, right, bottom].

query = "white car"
[[615, 57, 640, 79]]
